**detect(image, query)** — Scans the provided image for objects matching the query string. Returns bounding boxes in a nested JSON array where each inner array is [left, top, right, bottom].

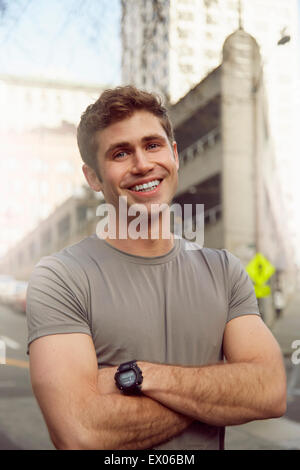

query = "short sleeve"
[[26, 255, 91, 354], [223, 250, 260, 323]]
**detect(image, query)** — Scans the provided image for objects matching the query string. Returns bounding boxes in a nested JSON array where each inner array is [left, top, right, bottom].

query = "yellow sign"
[[246, 253, 275, 298], [254, 284, 271, 298], [246, 253, 275, 285]]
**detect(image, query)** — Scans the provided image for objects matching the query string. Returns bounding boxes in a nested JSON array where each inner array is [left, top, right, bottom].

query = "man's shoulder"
[[179, 239, 246, 284], [30, 234, 103, 279], [179, 238, 236, 266]]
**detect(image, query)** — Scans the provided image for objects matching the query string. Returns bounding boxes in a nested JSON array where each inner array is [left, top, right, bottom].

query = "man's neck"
[[100, 208, 175, 257], [103, 232, 175, 258]]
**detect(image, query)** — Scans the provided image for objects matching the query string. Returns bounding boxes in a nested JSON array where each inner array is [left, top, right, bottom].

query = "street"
[[0, 301, 300, 450], [286, 357, 300, 423], [0, 303, 54, 450]]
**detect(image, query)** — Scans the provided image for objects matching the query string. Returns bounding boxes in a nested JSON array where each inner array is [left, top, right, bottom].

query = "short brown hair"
[[77, 85, 174, 180]]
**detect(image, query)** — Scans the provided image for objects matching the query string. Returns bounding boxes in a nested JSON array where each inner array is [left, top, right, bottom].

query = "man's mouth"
[[128, 179, 162, 193]]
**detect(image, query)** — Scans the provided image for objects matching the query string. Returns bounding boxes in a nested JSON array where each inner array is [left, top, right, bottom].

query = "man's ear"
[[82, 164, 103, 193], [172, 141, 179, 171]]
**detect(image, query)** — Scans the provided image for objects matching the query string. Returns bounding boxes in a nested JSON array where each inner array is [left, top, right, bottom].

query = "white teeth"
[[131, 179, 161, 192]]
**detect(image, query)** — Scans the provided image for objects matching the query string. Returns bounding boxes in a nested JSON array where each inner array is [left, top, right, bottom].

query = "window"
[[179, 45, 194, 56], [18, 251, 24, 267], [206, 14, 216, 24], [179, 63, 194, 74], [56, 160, 73, 174], [177, 27, 189, 38], [177, 0, 194, 5], [77, 206, 87, 223], [205, 49, 219, 59], [204, 0, 219, 6], [41, 229, 52, 248], [57, 214, 71, 238], [32, 158, 48, 173], [28, 242, 35, 259], [178, 11, 193, 21], [227, 0, 238, 9]]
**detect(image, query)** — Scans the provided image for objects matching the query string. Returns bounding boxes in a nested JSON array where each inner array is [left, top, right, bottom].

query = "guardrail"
[[180, 127, 221, 166]]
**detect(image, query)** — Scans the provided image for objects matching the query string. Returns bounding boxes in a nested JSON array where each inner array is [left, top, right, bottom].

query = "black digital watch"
[[114, 360, 143, 395]]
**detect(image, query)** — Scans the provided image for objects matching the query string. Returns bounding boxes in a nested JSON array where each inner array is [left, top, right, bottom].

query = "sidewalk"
[[271, 290, 300, 357], [225, 290, 300, 450]]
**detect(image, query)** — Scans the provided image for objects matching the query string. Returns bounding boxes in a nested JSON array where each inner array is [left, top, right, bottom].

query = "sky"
[[0, 0, 122, 85], [0, 0, 300, 86]]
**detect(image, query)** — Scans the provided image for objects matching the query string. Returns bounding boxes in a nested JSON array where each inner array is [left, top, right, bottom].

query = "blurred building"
[[0, 186, 102, 281], [170, 29, 297, 324], [0, 75, 104, 259], [1, 29, 297, 325], [122, 0, 299, 103], [121, 0, 300, 266]]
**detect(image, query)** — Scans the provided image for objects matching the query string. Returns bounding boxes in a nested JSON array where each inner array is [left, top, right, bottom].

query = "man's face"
[[84, 110, 179, 217]]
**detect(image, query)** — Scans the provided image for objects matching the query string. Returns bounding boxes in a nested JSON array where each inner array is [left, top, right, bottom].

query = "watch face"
[[119, 370, 136, 387]]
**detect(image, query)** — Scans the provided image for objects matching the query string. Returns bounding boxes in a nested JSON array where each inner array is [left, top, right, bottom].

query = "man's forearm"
[[139, 360, 287, 427], [71, 391, 192, 450]]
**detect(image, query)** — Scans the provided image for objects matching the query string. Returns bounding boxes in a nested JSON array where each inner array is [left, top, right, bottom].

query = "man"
[[26, 86, 286, 450]]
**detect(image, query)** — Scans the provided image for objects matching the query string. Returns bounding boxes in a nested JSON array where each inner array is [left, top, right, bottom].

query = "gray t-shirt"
[[26, 234, 260, 450]]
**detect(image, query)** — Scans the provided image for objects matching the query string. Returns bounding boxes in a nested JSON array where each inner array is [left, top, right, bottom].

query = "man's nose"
[[131, 149, 154, 174]]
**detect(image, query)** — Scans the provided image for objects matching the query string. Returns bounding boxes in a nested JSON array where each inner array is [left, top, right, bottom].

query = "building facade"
[[169, 28, 297, 324], [0, 75, 104, 259], [122, 0, 299, 105], [0, 186, 102, 281], [121, 0, 300, 265], [1, 29, 297, 325]]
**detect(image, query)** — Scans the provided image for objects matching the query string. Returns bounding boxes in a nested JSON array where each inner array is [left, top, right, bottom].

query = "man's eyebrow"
[[104, 134, 167, 158], [104, 141, 132, 158], [141, 134, 167, 143]]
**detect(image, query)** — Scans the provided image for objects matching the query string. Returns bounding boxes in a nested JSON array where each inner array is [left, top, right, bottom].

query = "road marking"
[[3, 358, 29, 369], [0, 336, 21, 350], [0, 339, 5, 364]]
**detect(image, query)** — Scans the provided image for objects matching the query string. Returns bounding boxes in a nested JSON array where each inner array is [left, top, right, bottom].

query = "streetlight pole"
[[238, 0, 243, 30]]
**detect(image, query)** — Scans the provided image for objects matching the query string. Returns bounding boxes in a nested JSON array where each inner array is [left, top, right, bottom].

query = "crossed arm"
[[29, 334, 192, 450], [138, 315, 287, 426], [29, 315, 287, 450]]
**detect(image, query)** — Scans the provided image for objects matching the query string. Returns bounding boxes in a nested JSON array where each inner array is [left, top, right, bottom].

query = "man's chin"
[[127, 200, 170, 216], [117, 191, 174, 218]]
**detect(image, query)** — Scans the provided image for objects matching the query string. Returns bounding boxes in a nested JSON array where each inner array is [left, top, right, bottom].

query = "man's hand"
[[137, 315, 287, 426]]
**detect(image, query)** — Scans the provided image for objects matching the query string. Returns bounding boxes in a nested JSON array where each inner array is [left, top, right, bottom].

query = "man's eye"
[[147, 143, 160, 150], [114, 151, 128, 159]]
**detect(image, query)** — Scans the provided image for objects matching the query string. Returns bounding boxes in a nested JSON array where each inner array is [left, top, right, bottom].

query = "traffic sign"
[[254, 284, 271, 298], [246, 253, 275, 286], [246, 253, 276, 298]]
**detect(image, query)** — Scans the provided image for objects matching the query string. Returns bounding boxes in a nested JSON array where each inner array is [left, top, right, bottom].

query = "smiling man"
[[26, 86, 287, 451], [83, 108, 179, 254]]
